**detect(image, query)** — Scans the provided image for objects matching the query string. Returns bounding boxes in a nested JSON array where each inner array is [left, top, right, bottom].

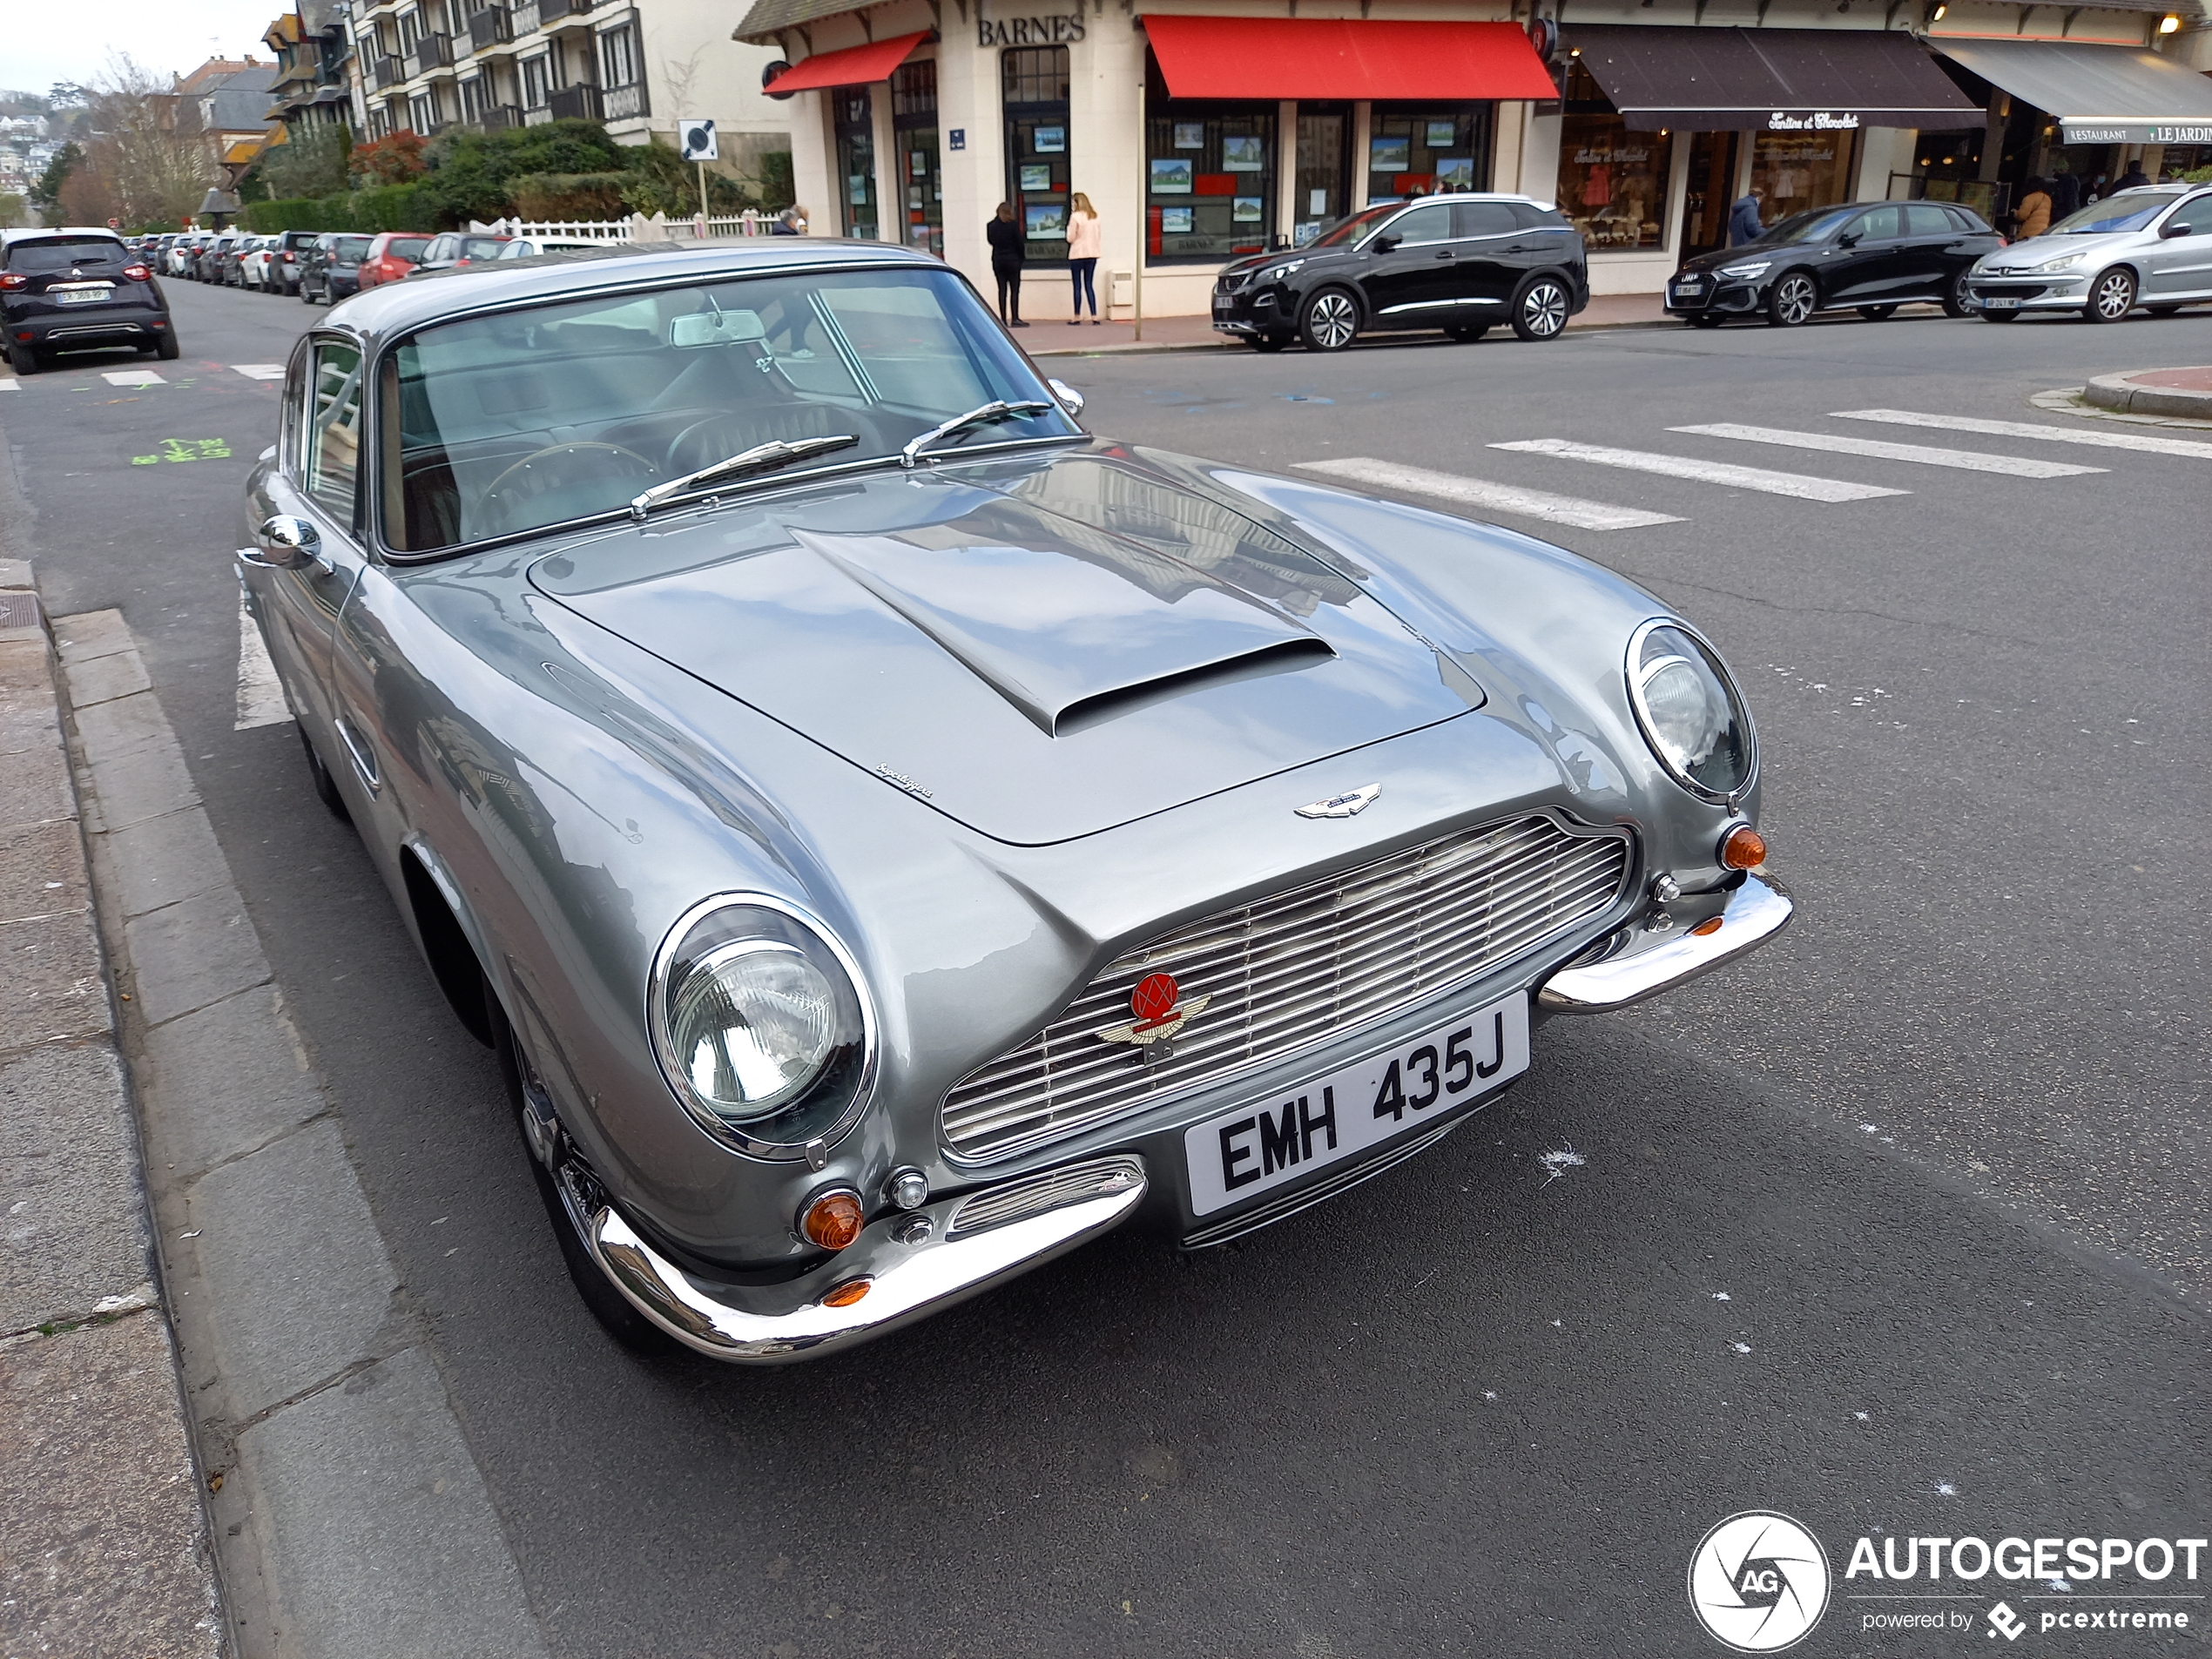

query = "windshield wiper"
[[899, 400, 1054, 469], [628, 434, 859, 521]]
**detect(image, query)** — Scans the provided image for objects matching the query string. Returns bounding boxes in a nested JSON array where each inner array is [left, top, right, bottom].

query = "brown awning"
[[1567, 25, 1981, 131]]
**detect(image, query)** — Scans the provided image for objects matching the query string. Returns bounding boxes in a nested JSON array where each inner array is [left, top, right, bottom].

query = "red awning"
[[765, 31, 928, 94], [1143, 17, 1557, 102]]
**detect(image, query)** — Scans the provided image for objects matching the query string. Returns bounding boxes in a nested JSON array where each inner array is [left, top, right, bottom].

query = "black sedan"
[[300, 233, 374, 306], [1213, 193, 1588, 352], [2, 229, 179, 373], [1665, 200, 2003, 327]]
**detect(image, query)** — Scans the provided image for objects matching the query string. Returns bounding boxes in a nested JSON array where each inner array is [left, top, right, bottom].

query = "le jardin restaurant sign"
[[978, 5, 1086, 46]]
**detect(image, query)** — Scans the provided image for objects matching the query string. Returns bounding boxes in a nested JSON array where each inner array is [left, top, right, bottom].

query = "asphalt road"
[[6, 274, 2209, 1659]]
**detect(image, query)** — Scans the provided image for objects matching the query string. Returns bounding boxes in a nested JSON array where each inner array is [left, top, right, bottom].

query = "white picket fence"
[[468, 210, 776, 243]]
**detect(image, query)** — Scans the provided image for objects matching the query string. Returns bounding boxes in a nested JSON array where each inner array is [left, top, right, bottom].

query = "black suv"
[[3, 230, 178, 373], [1212, 193, 1588, 352], [1666, 199, 2003, 327], [300, 232, 374, 306]]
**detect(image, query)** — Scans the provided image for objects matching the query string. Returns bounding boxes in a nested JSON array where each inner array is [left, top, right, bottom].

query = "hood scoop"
[[794, 521, 1332, 738]]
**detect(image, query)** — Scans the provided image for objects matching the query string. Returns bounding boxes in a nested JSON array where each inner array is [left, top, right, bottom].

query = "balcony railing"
[[523, 105, 553, 125], [547, 82, 602, 121], [464, 8, 511, 52], [477, 103, 524, 130], [406, 33, 455, 76], [372, 55, 404, 91], [603, 81, 647, 121], [539, 0, 595, 21]]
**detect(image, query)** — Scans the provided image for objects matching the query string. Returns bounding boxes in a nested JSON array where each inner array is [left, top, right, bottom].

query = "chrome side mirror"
[[243, 514, 322, 570], [1048, 378, 1086, 418]]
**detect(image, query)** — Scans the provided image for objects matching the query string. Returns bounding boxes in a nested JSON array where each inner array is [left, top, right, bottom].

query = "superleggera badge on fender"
[[1096, 972, 1211, 1047], [1295, 783, 1381, 819]]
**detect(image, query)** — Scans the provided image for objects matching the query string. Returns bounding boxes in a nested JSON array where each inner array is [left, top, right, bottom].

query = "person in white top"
[[1065, 192, 1103, 324]]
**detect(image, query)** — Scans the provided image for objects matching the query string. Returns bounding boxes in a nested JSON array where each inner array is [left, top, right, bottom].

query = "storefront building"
[[737, 0, 2212, 319]]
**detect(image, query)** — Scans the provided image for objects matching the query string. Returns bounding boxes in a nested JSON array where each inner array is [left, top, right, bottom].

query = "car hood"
[[529, 448, 1482, 846], [1974, 232, 2136, 271], [1219, 246, 1356, 280], [1676, 243, 1802, 276]]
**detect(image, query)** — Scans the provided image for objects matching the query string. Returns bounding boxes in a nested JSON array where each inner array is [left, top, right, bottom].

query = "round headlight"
[[1626, 620, 1755, 802], [651, 897, 873, 1156]]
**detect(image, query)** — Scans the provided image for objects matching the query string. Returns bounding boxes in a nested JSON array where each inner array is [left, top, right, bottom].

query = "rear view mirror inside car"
[[671, 308, 767, 348]]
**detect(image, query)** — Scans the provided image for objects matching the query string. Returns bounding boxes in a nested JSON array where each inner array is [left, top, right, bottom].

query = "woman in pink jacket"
[[1066, 192, 1103, 324]]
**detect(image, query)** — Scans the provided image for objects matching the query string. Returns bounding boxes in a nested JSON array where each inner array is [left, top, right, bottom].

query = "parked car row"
[[128, 228, 523, 307], [2, 226, 179, 374]]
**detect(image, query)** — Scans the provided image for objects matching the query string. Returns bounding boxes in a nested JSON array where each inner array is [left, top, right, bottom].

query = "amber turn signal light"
[[799, 1187, 865, 1251], [1690, 915, 1725, 937], [1719, 825, 1767, 870], [821, 1277, 873, 1308]]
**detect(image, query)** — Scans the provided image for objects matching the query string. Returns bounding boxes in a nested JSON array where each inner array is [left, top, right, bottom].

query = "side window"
[[303, 342, 365, 524], [1905, 204, 1955, 237], [1511, 202, 1569, 232], [1854, 206, 1904, 240], [1454, 201, 1520, 239], [2179, 196, 2212, 235], [1386, 203, 1454, 246]]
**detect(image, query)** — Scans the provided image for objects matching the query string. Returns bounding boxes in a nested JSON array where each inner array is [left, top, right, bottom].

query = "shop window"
[[1295, 104, 1352, 245], [1143, 52, 1276, 263], [894, 59, 942, 256], [834, 87, 879, 241], [1750, 130, 1855, 222], [1366, 104, 1492, 206], [1552, 65, 1670, 252], [1003, 47, 1071, 263]]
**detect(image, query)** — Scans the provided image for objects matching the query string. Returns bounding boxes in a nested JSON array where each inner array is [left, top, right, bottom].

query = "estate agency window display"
[[894, 58, 942, 255], [834, 87, 880, 241], [1144, 58, 1278, 262], [1004, 46, 1072, 263], [1554, 62, 1671, 252], [1365, 105, 1492, 206]]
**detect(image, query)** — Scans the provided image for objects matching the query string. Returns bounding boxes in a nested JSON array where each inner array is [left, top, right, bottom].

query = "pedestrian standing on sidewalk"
[[1728, 186, 1767, 246], [2048, 169, 2080, 219], [987, 202, 1027, 327], [772, 206, 807, 235], [2013, 178, 2053, 239], [2116, 161, 2151, 192], [1065, 192, 1103, 325]]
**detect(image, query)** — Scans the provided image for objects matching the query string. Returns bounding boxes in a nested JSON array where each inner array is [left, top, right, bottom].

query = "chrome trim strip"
[[1536, 873, 1792, 1014]]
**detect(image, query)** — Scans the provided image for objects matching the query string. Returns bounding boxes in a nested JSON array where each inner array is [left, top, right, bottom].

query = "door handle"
[[1433, 249, 1455, 260]]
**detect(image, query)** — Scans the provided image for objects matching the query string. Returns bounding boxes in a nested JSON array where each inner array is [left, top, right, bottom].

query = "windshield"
[[5, 236, 125, 271], [388, 237, 430, 260], [330, 236, 372, 260], [1752, 207, 1860, 247], [385, 264, 1080, 554], [2047, 191, 2187, 235], [1306, 204, 1404, 250]]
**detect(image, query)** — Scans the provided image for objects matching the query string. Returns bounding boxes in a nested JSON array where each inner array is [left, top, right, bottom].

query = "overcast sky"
[[7, 2, 287, 98]]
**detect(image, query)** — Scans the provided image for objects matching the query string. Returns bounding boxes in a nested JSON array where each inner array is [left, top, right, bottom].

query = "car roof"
[[322, 239, 948, 347], [3, 227, 125, 245]]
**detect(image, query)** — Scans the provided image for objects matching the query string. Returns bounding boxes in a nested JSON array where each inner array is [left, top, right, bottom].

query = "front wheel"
[[1511, 277, 1571, 341], [1857, 304, 1898, 321], [1766, 273, 1817, 327], [2085, 266, 2136, 323], [1942, 271, 1973, 319], [1299, 288, 1359, 352]]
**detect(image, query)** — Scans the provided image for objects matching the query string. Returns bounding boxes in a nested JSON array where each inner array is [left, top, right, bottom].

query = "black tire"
[[1941, 271, 1973, 319], [7, 341, 38, 376], [494, 1001, 675, 1356], [154, 330, 179, 361], [1687, 314, 1725, 329], [1766, 272, 1817, 327], [1247, 333, 1290, 352], [301, 283, 318, 305], [1511, 276, 1571, 341], [300, 727, 352, 822], [1299, 287, 1359, 352], [2147, 304, 2182, 318], [1857, 304, 1898, 321], [2084, 266, 2135, 323], [1444, 322, 1489, 341]]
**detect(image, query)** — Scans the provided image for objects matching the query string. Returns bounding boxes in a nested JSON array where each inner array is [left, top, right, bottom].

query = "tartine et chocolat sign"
[[1765, 111, 1863, 130]]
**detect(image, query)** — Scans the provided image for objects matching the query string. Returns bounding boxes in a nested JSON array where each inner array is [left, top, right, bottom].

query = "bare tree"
[[71, 56, 216, 229]]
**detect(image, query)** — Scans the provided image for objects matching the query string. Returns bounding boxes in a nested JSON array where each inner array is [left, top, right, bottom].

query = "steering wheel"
[[475, 442, 658, 535]]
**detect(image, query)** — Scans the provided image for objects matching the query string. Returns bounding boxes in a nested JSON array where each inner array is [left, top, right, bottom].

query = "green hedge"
[[239, 182, 435, 235]]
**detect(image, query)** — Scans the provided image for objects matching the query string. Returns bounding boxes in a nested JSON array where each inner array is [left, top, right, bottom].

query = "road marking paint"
[[1490, 438, 1908, 502], [235, 592, 290, 731], [1671, 422, 2106, 478], [230, 364, 286, 380], [131, 438, 233, 465], [1832, 408, 2212, 461], [1297, 457, 1684, 531], [100, 369, 165, 388], [0, 378, 16, 392]]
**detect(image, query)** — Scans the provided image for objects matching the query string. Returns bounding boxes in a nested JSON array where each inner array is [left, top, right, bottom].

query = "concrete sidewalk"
[[1024, 291, 1670, 355], [2084, 363, 2212, 421], [0, 558, 226, 1659]]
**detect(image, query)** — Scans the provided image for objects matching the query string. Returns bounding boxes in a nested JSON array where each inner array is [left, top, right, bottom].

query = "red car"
[[355, 233, 433, 291]]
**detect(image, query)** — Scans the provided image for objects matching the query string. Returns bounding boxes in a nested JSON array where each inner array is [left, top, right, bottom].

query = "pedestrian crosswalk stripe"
[[1490, 438, 1908, 502], [230, 364, 286, 381], [1671, 422, 2105, 478], [1298, 457, 1684, 531], [0, 378, 15, 392], [1832, 408, 2212, 462], [101, 369, 165, 388]]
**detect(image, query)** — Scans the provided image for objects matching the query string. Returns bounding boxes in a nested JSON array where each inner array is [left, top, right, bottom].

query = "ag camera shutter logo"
[[1689, 1511, 1832, 1651]]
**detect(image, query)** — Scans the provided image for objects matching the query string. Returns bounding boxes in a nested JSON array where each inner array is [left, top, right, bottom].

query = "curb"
[[1026, 311, 1676, 357], [2082, 367, 2212, 421], [0, 561, 227, 1659]]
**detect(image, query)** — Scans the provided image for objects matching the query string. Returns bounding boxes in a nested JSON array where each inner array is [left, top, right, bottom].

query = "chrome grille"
[[942, 814, 1632, 1161]]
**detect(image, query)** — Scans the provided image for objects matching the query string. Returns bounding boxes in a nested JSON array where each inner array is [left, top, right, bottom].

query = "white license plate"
[[1184, 991, 1530, 1217], [1982, 296, 2021, 309], [53, 288, 110, 306]]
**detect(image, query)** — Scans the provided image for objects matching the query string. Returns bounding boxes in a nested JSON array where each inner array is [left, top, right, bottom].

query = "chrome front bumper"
[[567, 1156, 1147, 1364], [1536, 873, 1793, 1013]]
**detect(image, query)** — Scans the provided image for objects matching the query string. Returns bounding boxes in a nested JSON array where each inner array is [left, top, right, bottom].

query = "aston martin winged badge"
[[1295, 782, 1380, 819], [1096, 972, 1211, 1047]]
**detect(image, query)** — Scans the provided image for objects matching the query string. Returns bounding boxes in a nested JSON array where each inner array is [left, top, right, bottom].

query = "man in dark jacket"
[[2116, 163, 2152, 192], [986, 202, 1027, 327], [2048, 171, 2080, 219], [1728, 187, 1767, 246]]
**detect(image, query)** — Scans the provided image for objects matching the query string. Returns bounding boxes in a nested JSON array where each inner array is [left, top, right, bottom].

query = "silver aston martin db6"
[[239, 241, 1791, 1362]]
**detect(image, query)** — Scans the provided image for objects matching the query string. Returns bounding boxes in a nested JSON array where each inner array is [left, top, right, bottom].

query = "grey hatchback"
[[1964, 185, 2212, 322]]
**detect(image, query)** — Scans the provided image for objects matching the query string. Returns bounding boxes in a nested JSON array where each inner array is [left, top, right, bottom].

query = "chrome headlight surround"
[[1624, 617, 1757, 807], [648, 893, 878, 1161]]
